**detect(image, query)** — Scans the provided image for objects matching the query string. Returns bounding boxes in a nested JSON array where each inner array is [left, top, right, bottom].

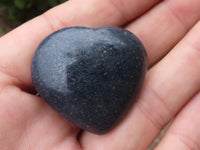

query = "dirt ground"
[[0, 11, 16, 36]]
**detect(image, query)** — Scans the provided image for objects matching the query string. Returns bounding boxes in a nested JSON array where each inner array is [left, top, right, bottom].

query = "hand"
[[0, 0, 200, 149]]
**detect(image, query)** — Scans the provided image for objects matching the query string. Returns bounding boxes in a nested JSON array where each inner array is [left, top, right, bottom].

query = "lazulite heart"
[[31, 26, 147, 134]]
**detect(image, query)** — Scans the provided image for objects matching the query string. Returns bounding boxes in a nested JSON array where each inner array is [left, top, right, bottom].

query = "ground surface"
[[0, 11, 16, 36]]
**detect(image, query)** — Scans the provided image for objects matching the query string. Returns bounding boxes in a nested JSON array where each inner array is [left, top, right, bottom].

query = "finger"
[[0, 0, 160, 89], [126, 0, 200, 66], [80, 21, 200, 150], [155, 92, 200, 150]]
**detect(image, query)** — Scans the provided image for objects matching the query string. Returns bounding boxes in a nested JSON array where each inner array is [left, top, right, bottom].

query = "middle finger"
[[126, 0, 200, 66]]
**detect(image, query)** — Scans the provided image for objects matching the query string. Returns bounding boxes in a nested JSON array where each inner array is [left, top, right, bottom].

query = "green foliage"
[[0, 0, 67, 25], [0, 28, 4, 34]]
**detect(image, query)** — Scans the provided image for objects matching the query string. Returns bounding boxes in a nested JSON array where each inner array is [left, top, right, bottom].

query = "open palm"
[[0, 0, 200, 149]]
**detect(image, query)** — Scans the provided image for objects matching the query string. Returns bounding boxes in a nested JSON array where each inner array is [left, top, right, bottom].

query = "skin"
[[0, 0, 200, 149]]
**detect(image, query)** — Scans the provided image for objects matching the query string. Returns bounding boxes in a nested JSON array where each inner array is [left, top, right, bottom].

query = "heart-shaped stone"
[[31, 26, 147, 134]]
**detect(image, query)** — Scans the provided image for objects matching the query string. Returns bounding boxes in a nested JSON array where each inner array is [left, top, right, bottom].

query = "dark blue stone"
[[31, 26, 147, 134]]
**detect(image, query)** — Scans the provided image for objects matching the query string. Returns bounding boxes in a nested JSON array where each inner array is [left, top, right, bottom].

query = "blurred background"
[[0, 0, 67, 36]]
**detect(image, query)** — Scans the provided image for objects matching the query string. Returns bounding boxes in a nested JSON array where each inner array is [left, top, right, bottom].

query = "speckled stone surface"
[[31, 26, 147, 134]]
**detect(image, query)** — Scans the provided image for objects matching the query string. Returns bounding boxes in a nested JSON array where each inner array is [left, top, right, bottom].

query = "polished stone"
[[31, 26, 147, 134]]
